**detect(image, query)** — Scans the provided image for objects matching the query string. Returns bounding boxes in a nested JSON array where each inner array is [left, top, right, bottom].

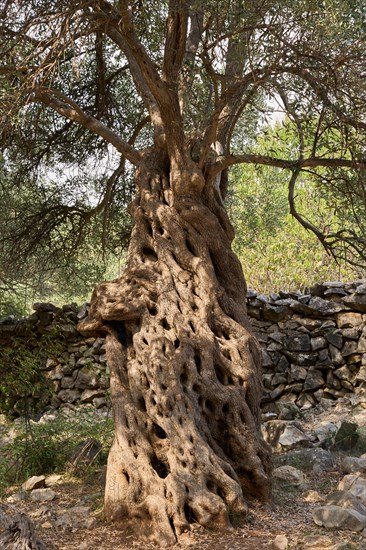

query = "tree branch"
[[33, 88, 142, 165], [216, 26, 248, 147], [210, 153, 366, 175], [285, 66, 366, 134], [287, 169, 366, 268], [100, 0, 172, 109], [163, 0, 189, 84], [178, 5, 203, 113], [95, 1, 186, 159], [198, 72, 260, 169], [103, 25, 164, 137], [277, 88, 305, 159], [92, 115, 149, 218], [287, 168, 326, 243]]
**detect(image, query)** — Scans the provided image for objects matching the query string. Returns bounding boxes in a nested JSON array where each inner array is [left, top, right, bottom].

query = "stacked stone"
[[0, 280, 365, 413], [0, 302, 80, 340], [41, 336, 109, 410], [0, 303, 110, 412], [246, 280, 366, 413]]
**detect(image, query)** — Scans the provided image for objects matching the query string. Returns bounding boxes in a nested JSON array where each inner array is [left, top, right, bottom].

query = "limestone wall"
[[0, 303, 110, 411], [248, 280, 366, 414], [0, 279, 365, 414]]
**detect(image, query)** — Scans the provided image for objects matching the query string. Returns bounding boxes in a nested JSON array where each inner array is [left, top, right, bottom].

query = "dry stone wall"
[[248, 280, 366, 415], [0, 303, 110, 412], [0, 280, 365, 415]]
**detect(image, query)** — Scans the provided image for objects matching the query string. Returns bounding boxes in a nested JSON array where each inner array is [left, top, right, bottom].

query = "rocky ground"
[[3, 393, 366, 549], [0, 477, 357, 550]]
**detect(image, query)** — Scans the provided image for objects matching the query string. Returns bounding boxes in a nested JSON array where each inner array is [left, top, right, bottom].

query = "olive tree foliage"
[[0, 154, 133, 313], [229, 123, 364, 292], [1, 0, 366, 545], [1, 1, 366, 296], [0, 1, 138, 310]]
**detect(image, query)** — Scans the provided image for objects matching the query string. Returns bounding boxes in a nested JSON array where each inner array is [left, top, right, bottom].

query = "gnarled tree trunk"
[[79, 148, 272, 546], [0, 504, 48, 550]]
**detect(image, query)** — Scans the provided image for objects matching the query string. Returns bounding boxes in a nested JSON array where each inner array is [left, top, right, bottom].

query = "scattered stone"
[[338, 475, 366, 505], [313, 421, 339, 448], [30, 488, 57, 502], [45, 474, 63, 487], [340, 456, 366, 474], [6, 491, 28, 503], [331, 421, 359, 451], [32, 505, 50, 518], [353, 409, 366, 425], [300, 534, 333, 548], [274, 448, 337, 474], [273, 465, 305, 485], [85, 516, 98, 529], [326, 490, 366, 515], [55, 505, 97, 530], [262, 420, 312, 450], [303, 490, 324, 502], [278, 423, 313, 450], [22, 475, 46, 492], [313, 505, 366, 531], [272, 534, 289, 550]]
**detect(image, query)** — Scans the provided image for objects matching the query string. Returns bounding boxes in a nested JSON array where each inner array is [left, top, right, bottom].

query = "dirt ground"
[[3, 398, 366, 549], [4, 468, 366, 550]]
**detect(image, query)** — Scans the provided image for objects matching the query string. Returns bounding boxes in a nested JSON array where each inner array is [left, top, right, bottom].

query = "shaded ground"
[[3, 468, 365, 550], [3, 396, 366, 549]]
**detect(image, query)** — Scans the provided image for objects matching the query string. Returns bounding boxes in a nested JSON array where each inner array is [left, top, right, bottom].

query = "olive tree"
[[1, 0, 366, 544]]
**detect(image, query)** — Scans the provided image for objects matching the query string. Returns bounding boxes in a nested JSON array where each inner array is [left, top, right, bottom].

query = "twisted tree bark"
[[79, 148, 272, 546], [0, 504, 48, 550]]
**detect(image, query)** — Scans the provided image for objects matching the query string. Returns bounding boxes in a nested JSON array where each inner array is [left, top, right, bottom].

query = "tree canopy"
[[229, 121, 364, 292], [1, 0, 366, 294]]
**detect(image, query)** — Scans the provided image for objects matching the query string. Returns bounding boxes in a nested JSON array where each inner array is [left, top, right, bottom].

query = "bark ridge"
[[79, 150, 272, 546]]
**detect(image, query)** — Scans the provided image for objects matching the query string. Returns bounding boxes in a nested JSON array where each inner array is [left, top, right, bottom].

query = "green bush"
[[228, 124, 360, 293], [0, 329, 65, 416], [0, 408, 114, 494]]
